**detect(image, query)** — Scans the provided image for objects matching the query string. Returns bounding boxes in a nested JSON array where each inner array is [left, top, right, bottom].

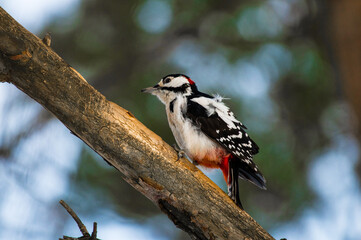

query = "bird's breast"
[[167, 110, 227, 168]]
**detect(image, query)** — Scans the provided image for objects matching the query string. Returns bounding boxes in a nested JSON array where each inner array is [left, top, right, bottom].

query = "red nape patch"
[[186, 77, 195, 85]]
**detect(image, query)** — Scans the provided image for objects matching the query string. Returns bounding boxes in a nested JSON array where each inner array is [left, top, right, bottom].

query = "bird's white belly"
[[165, 96, 227, 167], [168, 116, 226, 167]]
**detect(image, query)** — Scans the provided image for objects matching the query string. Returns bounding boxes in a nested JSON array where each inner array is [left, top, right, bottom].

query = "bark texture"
[[0, 7, 274, 240]]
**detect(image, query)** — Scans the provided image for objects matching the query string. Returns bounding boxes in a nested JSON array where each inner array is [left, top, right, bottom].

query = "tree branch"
[[59, 200, 90, 238], [0, 7, 274, 240], [59, 200, 99, 240]]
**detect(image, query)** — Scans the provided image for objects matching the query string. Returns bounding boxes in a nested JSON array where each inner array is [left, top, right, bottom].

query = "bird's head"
[[141, 74, 197, 104]]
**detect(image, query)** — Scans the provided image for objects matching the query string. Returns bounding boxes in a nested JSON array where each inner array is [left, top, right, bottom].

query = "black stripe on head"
[[190, 83, 198, 93], [160, 83, 190, 93], [161, 74, 198, 93]]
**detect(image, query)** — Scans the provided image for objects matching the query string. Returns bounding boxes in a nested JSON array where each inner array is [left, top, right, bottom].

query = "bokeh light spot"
[[137, 0, 172, 34]]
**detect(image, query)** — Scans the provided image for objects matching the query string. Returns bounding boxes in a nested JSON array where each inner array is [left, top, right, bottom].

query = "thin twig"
[[91, 222, 97, 240], [59, 200, 90, 237]]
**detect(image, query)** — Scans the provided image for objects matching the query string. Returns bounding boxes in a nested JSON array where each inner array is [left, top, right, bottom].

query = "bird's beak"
[[141, 84, 159, 94]]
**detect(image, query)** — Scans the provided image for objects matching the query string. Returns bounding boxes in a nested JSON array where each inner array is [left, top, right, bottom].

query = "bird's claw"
[[192, 160, 199, 165], [172, 144, 185, 161]]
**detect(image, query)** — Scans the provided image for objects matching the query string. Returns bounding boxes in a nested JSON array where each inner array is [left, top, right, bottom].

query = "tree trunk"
[[328, 0, 361, 177], [0, 7, 274, 240]]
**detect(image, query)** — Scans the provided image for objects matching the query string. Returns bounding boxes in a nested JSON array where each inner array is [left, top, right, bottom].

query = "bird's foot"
[[192, 159, 199, 165], [172, 144, 185, 161]]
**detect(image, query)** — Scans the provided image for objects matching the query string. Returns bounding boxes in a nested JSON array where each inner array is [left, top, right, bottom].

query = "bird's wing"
[[186, 96, 266, 189]]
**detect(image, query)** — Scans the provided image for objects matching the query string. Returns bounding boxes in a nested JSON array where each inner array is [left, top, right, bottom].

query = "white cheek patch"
[[166, 76, 188, 88]]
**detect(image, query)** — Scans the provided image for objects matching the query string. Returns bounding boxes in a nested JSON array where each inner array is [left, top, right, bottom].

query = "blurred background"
[[1, 0, 361, 239]]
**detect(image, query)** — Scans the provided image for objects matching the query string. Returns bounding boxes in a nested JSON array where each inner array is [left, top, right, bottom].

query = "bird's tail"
[[229, 157, 243, 209], [238, 160, 267, 190], [220, 154, 243, 209], [220, 154, 266, 209]]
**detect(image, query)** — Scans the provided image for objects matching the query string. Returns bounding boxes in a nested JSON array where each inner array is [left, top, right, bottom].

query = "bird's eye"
[[163, 77, 171, 84]]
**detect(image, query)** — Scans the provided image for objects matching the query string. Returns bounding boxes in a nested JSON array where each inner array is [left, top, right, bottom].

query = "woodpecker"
[[141, 74, 266, 209]]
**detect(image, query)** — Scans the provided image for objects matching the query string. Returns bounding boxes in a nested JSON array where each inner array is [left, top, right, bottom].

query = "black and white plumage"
[[142, 74, 266, 209]]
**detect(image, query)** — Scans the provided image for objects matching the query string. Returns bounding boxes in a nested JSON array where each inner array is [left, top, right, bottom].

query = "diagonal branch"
[[0, 7, 274, 240], [59, 200, 99, 240], [59, 200, 90, 237]]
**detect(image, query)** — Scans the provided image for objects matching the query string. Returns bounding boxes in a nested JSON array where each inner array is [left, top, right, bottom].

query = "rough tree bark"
[[0, 7, 274, 240]]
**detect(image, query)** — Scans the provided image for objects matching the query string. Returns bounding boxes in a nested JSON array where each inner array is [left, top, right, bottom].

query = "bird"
[[141, 74, 266, 209]]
